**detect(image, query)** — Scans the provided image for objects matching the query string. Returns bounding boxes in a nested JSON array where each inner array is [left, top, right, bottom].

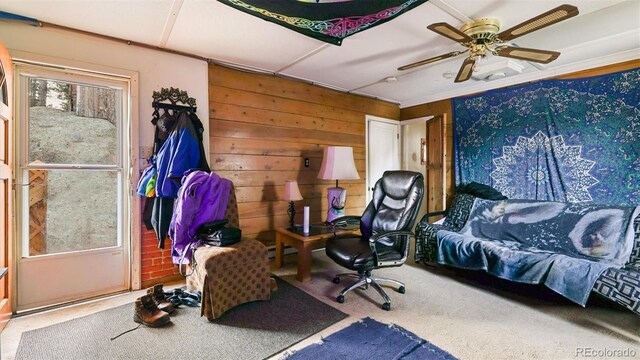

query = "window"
[[16, 65, 130, 257]]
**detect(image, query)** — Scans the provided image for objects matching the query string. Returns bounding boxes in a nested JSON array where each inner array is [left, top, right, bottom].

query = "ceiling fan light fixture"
[[460, 18, 501, 43], [472, 55, 482, 72]]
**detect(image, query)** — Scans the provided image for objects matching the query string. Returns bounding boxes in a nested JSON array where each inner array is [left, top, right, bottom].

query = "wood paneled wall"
[[399, 59, 640, 211], [209, 64, 399, 246]]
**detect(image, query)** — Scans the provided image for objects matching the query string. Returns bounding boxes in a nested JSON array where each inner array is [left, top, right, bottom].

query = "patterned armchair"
[[186, 183, 272, 320]]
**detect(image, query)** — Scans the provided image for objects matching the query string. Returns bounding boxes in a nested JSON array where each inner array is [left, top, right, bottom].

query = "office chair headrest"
[[380, 171, 423, 200]]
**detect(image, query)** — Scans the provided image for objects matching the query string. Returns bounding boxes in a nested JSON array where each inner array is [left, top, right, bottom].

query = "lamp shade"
[[283, 180, 303, 201], [317, 146, 360, 180]]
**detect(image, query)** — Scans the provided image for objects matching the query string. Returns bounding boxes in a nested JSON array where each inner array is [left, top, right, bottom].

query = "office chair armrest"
[[369, 230, 414, 267], [369, 230, 414, 245], [329, 216, 361, 231], [419, 210, 447, 223]]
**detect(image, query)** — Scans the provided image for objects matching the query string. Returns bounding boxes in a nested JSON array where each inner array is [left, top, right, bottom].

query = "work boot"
[[134, 294, 170, 327], [147, 284, 176, 314]]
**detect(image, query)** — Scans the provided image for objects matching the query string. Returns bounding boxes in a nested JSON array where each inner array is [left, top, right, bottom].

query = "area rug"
[[283, 317, 458, 360], [16, 277, 348, 360]]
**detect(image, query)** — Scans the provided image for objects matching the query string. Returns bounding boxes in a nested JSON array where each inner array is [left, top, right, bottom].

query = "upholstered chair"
[[187, 182, 272, 320], [325, 170, 424, 310]]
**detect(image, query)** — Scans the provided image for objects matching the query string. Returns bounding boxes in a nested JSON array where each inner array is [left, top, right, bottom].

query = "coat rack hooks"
[[151, 87, 197, 124], [152, 87, 197, 112]]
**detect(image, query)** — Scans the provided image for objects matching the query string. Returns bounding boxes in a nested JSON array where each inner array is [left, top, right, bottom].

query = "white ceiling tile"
[[281, 3, 464, 91], [443, 0, 626, 30], [164, 1, 326, 71], [514, 0, 640, 51], [0, 0, 174, 45]]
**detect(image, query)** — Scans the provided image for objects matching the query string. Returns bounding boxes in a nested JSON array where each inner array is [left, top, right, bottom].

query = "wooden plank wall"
[[209, 64, 400, 247], [399, 59, 640, 211]]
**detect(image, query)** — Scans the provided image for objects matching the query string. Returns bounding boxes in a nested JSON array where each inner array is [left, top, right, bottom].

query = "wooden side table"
[[275, 226, 357, 282]]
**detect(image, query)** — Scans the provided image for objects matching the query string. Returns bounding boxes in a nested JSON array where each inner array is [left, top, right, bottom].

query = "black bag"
[[179, 219, 243, 277], [201, 227, 242, 247], [196, 219, 242, 247], [197, 219, 229, 235]]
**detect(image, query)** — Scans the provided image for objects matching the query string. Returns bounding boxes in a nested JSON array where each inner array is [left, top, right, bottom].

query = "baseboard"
[[141, 273, 185, 289]]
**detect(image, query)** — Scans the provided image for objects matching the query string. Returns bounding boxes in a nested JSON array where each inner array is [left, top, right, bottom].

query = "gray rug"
[[16, 277, 348, 360]]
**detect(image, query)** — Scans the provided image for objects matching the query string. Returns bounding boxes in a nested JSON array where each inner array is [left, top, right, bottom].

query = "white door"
[[366, 116, 400, 203], [15, 64, 131, 311]]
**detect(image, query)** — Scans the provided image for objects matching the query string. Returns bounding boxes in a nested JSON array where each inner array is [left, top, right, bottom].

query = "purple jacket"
[[169, 170, 231, 264]]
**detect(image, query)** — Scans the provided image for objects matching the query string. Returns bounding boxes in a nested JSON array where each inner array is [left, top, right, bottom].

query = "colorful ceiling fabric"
[[453, 67, 640, 206], [217, 0, 429, 45]]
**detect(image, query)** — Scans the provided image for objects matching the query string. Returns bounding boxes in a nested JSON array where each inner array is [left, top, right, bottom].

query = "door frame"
[[0, 41, 14, 329], [10, 51, 140, 311], [365, 115, 400, 203], [399, 116, 433, 222]]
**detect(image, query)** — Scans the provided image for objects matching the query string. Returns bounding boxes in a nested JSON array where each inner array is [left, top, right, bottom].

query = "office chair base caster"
[[333, 276, 340, 284], [398, 286, 405, 294], [382, 302, 391, 311], [337, 295, 345, 303]]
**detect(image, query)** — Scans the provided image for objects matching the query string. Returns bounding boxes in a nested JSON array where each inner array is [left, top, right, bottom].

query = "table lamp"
[[283, 180, 303, 230], [317, 146, 360, 223]]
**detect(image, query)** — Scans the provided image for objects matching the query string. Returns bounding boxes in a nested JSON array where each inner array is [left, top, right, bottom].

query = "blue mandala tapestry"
[[453, 67, 640, 206]]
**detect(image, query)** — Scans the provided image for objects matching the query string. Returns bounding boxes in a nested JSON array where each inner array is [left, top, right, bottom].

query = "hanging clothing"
[[169, 170, 232, 264], [189, 112, 210, 173], [155, 111, 202, 198], [139, 107, 210, 248], [152, 197, 174, 248]]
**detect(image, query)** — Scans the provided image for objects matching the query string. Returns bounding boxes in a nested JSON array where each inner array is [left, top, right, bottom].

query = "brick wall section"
[[141, 227, 180, 282], [140, 199, 182, 287]]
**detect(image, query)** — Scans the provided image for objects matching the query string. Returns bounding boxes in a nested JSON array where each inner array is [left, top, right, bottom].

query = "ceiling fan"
[[398, 4, 579, 82]]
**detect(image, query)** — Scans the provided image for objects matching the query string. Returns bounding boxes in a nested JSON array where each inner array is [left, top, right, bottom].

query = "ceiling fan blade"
[[496, 46, 560, 64], [428, 22, 473, 44], [397, 50, 467, 71], [497, 4, 579, 42], [454, 57, 475, 83]]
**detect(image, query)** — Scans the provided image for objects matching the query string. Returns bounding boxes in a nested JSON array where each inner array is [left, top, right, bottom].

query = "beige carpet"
[[271, 248, 639, 360], [3, 248, 638, 360]]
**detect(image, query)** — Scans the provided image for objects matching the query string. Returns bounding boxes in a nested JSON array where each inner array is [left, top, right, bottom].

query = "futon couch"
[[415, 193, 640, 315]]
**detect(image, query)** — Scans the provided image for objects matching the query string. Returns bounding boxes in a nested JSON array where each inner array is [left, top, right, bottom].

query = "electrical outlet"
[[304, 158, 310, 167]]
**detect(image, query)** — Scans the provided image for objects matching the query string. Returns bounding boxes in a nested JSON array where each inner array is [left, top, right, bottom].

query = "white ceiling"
[[2, 0, 639, 107]]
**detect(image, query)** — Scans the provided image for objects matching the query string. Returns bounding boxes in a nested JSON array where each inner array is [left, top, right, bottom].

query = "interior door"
[[366, 116, 400, 203], [0, 41, 13, 329], [15, 64, 131, 311], [401, 121, 428, 222], [425, 115, 446, 215]]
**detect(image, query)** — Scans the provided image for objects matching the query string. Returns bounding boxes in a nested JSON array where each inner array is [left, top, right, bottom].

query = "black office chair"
[[325, 170, 424, 310]]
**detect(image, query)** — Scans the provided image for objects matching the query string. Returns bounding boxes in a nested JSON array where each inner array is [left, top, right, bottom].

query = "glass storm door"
[[15, 64, 131, 311], [0, 41, 14, 327]]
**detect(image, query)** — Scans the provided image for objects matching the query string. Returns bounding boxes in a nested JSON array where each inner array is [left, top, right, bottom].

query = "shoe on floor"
[[147, 284, 176, 314], [134, 294, 170, 327]]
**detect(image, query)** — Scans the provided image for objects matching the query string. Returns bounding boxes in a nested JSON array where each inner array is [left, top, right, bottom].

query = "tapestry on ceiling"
[[216, 0, 429, 45], [453, 67, 640, 206]]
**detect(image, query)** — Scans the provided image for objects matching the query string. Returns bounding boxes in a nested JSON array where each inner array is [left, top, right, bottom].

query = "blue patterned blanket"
[[436, 199, 640, 305]]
